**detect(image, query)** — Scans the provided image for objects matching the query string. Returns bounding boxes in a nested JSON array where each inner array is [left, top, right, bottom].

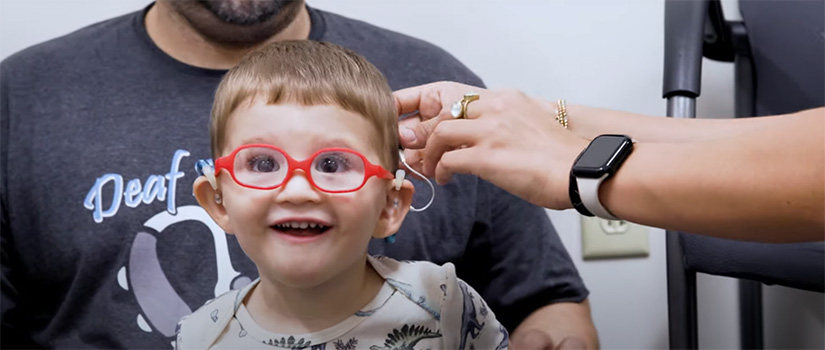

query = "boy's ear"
[[373, 179, 415, 239], [193, 176, 234, 235]]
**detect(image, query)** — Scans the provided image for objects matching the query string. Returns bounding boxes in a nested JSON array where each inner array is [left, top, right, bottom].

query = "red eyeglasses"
[[214, 144, 393, 193]]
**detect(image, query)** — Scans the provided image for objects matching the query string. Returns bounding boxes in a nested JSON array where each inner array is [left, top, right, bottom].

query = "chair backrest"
[[739, 0, 824, 116], [680, 235, 824, 293]]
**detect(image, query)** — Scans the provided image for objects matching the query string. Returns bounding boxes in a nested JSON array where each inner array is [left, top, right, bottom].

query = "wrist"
[[565, 105, 597, 139]]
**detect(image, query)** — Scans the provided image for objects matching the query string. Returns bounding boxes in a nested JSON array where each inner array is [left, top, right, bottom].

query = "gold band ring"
[[450, 92, 480, 119]]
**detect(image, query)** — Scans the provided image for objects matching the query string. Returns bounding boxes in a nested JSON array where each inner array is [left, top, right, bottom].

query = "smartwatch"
[[569, 134, 633, 220]]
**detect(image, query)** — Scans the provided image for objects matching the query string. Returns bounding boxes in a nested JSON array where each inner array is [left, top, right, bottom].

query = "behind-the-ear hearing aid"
[[195, 159, 222, 204], [396, 149, 435, 212], [195, 159, 218, 190], [393, 170, 405, 191], [385, 149, 435, 244]]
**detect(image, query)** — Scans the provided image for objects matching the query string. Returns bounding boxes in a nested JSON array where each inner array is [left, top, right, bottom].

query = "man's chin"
[[198, 0, 283, 26], [167, 0, 304, 47]]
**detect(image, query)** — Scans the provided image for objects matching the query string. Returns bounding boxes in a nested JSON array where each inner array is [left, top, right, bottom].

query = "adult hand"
[[510, 329, 588, 350], [394, 81, 589, 209]]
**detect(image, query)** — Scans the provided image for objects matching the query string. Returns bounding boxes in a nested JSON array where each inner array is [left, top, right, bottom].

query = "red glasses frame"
[[214, 144, 394, 193]]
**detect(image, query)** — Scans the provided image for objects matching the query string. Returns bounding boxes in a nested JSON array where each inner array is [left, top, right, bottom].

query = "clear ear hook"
[[398, 150, 435, 212]]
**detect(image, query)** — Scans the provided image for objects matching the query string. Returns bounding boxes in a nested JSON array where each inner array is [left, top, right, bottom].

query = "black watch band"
[[569, 151, 594, 217]]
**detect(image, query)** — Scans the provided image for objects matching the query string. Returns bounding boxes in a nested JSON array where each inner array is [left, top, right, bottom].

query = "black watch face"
[[574, 135, 632, 177]]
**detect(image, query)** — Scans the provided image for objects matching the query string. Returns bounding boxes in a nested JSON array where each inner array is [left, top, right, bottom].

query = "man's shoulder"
[[317, 9, 440, 53], [2, 11, 138, 71], [313, 8, 483, 88]]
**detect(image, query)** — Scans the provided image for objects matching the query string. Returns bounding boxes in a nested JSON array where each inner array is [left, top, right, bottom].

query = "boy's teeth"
[[276, 221, 327, 230]]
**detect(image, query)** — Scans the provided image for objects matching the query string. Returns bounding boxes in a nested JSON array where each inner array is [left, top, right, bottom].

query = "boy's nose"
[[275, 171, 322, 203]]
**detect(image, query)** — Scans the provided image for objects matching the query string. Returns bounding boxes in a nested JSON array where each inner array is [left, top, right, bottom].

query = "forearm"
[[512, 300, 598, 349], [601, 108, 824, 242], [565, 104, 777, 142]]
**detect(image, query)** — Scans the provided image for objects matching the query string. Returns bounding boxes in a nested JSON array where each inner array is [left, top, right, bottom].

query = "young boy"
[[176, 40, 507, 350]]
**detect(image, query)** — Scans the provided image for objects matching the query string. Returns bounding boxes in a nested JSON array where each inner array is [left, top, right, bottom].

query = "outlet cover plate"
[[581, 216, 649, 259]]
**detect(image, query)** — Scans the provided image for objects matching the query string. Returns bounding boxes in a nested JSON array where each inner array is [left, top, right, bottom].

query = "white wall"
[[2, 1, 821, 348]]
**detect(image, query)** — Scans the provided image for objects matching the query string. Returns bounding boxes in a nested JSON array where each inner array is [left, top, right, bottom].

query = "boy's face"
[[201, 101, 410, 289]]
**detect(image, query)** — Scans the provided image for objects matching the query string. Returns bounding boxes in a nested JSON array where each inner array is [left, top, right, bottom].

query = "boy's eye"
[[248, 154, 280, 173], [315, 153, 351, 173]]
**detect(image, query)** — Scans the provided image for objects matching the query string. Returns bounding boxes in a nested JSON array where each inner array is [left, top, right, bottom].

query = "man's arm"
[[465, 180, 596, 346], [511, 300, 598, 350], [0, 58, 38, 349]]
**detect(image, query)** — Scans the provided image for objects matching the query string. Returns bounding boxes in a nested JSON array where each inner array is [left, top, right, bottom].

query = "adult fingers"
[[399, 114, 450, 149], [395, 83, 449, 149], [406, 88, 498, 152], [432, 147, 479, 185], [399, 148, 425, 174], [393, 81, 461, 117], [398, 114, 423, 148], [421, 119, 492, 176], [394, 81, 486, 148]]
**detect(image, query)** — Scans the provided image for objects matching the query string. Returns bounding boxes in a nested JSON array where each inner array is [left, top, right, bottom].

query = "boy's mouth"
[[271, 221, 331, 236]]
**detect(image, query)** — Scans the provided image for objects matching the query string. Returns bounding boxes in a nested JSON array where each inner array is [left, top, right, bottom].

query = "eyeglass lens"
[[233, 147, 366, 191]]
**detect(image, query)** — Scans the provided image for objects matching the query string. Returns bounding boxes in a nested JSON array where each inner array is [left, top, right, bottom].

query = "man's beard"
[[169, 0, 304, 48], [198, 0, 284, 25]]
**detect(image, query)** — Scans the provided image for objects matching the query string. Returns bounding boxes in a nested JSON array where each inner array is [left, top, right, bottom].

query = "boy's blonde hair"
[[210, 40, 399, 168]]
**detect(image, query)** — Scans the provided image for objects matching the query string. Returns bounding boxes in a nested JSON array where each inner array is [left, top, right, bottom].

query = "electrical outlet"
[[581, 216, 649, 259]]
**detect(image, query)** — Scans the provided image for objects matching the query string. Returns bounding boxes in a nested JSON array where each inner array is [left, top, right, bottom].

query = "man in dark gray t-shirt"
[[0, 1, 595, 348]]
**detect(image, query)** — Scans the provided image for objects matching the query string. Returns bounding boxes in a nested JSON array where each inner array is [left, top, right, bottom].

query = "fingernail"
[[400, 127, 417, 144]]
